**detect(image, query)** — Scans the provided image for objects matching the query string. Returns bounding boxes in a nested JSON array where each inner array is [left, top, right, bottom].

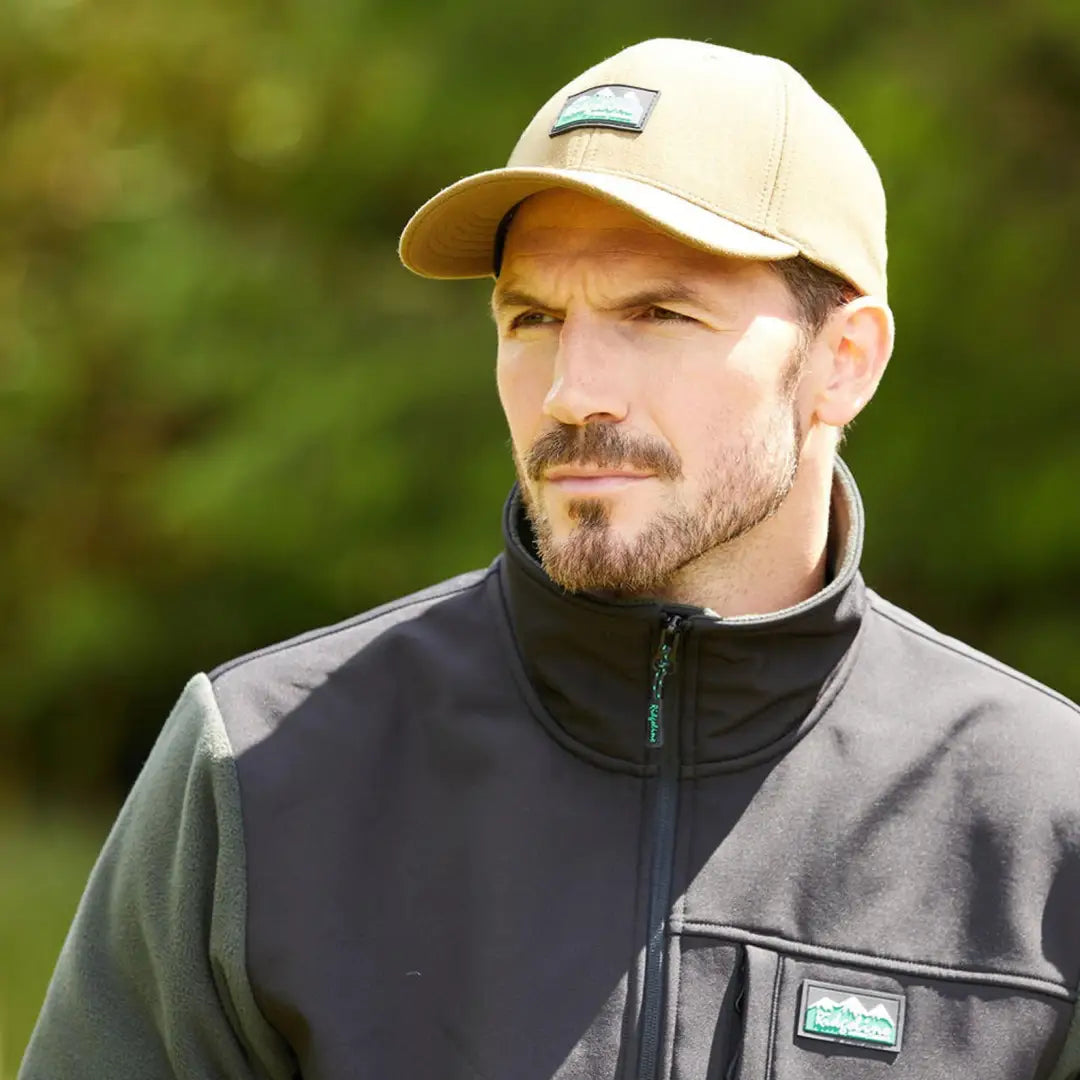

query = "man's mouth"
[[544, 468, 655, 493]]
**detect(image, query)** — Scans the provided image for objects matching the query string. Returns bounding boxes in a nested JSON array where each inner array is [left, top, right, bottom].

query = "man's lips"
[[543, 468, 655, 493]]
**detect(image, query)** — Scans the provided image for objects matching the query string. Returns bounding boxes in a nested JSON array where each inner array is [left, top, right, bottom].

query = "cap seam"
[[579, 129, 600, 171], [768, 65, 794, 230], [759, 66, 790, 226], [567, 128, 591, 170]]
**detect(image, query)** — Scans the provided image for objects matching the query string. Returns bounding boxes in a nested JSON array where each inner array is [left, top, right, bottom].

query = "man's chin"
[[535, 520, 673, 596], [544, 515, 649, 553]]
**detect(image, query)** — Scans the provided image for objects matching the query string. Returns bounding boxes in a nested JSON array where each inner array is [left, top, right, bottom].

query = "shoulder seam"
[[210, 567, 495, 683], [193, 675, 301, 1071], [868, 595, 1079, 715]]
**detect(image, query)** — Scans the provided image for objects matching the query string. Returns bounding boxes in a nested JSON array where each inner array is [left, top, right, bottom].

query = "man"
[[20, 38, 1080, 1080]]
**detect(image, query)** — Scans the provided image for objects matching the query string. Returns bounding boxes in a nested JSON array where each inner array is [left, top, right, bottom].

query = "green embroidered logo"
[[798, 981, 905, 1053], [550, 84, 659, 136], [647, 702, 661, 744]]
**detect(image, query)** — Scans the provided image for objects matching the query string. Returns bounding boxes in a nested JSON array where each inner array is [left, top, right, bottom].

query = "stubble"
[[516, 347, 806, 596]]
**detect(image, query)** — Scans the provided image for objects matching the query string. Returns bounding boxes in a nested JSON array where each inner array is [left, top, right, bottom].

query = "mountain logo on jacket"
[[797, 980, 905, 1053]]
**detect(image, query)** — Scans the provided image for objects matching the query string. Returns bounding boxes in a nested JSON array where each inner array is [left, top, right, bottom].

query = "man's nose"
[[542, 317, 630, 427]]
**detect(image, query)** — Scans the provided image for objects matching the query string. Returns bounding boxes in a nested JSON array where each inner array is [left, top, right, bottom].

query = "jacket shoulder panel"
[[854, 589, 1080, 822], [866, 589, 1079, 718], [210, 565, 496, 754]]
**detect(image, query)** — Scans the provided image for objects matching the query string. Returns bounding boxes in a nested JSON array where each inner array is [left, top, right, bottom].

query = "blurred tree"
[[0, 0, 1076, 802]]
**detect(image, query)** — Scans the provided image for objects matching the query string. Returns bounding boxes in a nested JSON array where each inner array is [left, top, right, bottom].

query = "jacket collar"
[[498, 460, 868, 769]]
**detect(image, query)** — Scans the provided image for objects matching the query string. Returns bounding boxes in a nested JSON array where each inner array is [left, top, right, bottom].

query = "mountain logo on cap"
[[550, 84, 659, 136]]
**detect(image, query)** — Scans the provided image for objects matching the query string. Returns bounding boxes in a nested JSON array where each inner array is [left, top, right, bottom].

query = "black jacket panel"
[[204, 468, 1080, 1080], [215, 569, 651, 1079]]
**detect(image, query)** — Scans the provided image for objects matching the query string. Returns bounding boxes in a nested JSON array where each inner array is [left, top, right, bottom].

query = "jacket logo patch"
[[797, 980, 905, 1053], [550, 84, 659, 136]]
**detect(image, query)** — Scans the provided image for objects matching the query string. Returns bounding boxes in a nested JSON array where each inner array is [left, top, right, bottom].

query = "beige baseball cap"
[[398, 38, 887, 298]]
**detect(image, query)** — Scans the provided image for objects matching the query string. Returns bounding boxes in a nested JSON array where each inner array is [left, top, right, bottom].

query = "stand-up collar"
[[498, 460, 868, 770]]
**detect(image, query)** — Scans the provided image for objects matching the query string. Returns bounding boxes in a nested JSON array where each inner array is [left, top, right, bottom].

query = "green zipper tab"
[[646, 616, 683, 748]]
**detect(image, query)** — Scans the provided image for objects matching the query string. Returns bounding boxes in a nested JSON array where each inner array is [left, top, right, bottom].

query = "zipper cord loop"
[[646, 615, 684, 748]]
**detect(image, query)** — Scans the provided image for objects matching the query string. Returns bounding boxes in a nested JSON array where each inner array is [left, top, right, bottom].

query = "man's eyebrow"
[[490, 287, 547, 317], [490, 280, 714, 317], [606, 282, 713, 312]]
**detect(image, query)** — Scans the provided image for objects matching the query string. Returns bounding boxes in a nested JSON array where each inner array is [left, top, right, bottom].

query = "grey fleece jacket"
[[19, 464, 1080, 1079]]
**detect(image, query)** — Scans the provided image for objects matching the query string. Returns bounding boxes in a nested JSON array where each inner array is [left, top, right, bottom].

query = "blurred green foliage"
[[0, 808, 107, 1078], [1, 0, 1078, 803]]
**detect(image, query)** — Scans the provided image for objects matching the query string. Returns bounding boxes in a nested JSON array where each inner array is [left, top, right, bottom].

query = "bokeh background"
[[2, 0, 1078, 1072]]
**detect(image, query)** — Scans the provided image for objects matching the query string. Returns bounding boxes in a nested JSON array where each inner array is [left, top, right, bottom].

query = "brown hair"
[[771, 256, 859, 337]]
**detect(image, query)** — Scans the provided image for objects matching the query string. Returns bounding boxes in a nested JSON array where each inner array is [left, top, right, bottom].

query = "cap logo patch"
[[550, 84, 659, 136], [798, 980, 905, 1053]]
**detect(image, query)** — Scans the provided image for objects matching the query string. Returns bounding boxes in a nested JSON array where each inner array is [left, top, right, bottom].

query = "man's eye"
[[509, 311, 559, 329], [645, 306, 696, 323]]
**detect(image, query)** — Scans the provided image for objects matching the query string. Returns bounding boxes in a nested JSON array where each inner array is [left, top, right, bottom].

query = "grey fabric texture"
[[18, 675, 295, 1080]]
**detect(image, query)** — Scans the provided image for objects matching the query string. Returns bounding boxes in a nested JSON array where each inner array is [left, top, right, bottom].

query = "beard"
[[515, 347, 806, 597]]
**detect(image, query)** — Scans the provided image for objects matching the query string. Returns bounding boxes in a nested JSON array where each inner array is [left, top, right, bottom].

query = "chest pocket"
[[671, 938, 1072, 1080]]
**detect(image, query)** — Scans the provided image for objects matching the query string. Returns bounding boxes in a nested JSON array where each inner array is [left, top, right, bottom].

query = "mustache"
[[524, 423, 682, 482]]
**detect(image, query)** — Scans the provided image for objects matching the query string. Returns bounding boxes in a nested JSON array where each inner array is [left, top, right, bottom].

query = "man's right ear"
[[813, 296, 894, 428]]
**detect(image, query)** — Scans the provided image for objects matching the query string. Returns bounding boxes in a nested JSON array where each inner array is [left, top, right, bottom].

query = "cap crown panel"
[[508, 44, 787, 237]]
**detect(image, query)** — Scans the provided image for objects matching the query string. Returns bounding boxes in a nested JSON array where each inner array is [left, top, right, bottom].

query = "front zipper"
[[637, 614, 686, 1079]]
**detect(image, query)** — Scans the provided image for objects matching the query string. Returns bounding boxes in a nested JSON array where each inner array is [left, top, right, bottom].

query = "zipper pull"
[[646, 615, 684, 748]]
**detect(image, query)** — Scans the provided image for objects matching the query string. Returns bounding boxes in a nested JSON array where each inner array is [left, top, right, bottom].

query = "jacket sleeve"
[[18, 674, 296, 1080]]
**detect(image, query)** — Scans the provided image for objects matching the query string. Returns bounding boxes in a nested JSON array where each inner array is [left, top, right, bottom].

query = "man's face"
[[493, 189, 814, 597]]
